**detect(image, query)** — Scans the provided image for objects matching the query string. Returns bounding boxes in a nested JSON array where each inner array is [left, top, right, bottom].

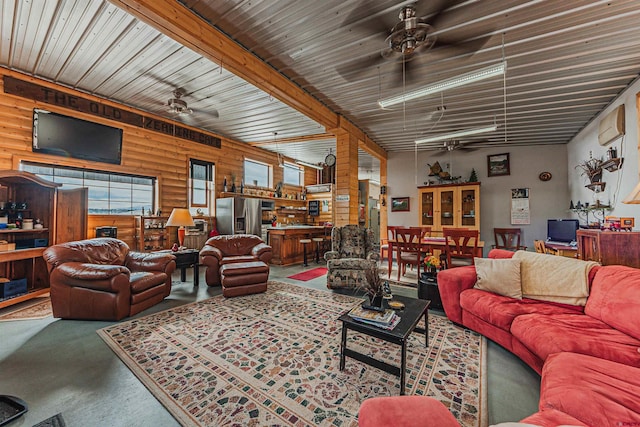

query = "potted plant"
[[423, 253, 441, 276], [359, 265, 385, 311], [576, 157, 603, 183]]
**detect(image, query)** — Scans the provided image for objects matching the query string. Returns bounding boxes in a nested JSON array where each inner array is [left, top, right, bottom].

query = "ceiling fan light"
[[378, 61, 507, 109], [415, 125, 497, 144]]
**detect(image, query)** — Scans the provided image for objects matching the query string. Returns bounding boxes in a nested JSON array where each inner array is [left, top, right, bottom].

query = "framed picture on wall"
[[487, 153, 510, 177], [391, 197, 410, 212]]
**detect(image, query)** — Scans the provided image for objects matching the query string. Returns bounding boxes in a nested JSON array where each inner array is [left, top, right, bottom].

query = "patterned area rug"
[[0, 297, 52, 321], [98, 281, 486, 427]]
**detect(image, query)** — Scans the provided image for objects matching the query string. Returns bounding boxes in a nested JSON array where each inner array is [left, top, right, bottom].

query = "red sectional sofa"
[[437, 249, 640, 426]]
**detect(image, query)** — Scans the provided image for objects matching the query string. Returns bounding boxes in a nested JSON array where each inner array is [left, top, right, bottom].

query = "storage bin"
[[0, 278, 28, 299], [0, 242, 16, 251]]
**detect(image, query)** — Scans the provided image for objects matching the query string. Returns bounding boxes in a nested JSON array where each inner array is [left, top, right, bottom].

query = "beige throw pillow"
[[474, 257, 522, 299]]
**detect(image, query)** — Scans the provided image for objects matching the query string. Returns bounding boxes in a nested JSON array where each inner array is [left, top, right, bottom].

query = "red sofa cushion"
[[539, 352, 640, 427], [358, 396, 460, 427], [519, 408, 588, 427], [585, 265, 640, 341], [511, 312, 640, 367], [460, 289, 582, 332]]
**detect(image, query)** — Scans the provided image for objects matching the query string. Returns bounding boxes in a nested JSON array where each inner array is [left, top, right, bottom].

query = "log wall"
[[0, 69, 314, 240]]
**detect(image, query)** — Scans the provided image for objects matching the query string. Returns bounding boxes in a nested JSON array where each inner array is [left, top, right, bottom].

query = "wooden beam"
[[110, 0, 338, 130], [332, 116, 387, 161], [247, 132, 335, 147]]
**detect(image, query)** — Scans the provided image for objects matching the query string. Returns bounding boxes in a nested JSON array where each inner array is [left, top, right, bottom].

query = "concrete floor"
[[0, 264, 540, 426]]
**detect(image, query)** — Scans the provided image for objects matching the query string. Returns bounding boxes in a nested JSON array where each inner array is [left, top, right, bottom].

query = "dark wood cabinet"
[[0, 170, 87, 309], [577, 229, 640, 268]]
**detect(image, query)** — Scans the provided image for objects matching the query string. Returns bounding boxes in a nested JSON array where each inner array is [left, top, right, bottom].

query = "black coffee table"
[[338, 295, 430, 395], [157, 249, 200, 286]]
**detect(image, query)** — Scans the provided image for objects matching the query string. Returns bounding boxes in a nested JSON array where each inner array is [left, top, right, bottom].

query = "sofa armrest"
[[54, 262, 131, 292], [199, 244, 224, 262], [437, 265, 478, 324], [251, 242, 273, 263], [126, 251, 176, 274], [324, 251, 339, 261], [366, 251, 381, 262]]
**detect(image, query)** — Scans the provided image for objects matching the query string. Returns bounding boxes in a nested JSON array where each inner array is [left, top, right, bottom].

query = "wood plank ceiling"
[[2, 0, 640, 177]]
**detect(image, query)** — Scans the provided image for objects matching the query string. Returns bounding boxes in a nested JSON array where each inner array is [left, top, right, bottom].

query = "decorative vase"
[[362, 294, 385, 312]]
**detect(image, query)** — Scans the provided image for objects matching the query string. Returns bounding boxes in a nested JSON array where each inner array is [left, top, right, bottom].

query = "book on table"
[[348, 305, 399, 327]]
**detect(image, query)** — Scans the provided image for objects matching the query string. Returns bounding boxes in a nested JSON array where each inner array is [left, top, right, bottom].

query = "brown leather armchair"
[[43, 238, 176, 321], [200, 234, 272, 287]]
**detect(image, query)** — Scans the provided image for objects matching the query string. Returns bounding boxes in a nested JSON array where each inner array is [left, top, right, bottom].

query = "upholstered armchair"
[[324, 225, 380, 289], [43, 238, 176, 321], [199, 234, 272, 287]]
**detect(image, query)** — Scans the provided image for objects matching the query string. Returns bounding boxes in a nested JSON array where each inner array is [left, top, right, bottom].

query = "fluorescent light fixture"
[[378, 61, 507, 109], [415, 124, 497, 144], [296, 160, 324, 170]]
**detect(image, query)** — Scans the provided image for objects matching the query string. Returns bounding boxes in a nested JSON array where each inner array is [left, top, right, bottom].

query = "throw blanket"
[[513, 251, 599, 306]]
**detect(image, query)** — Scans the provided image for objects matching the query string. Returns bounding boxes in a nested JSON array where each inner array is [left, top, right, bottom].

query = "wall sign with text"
[[3, 75, 221, 148]]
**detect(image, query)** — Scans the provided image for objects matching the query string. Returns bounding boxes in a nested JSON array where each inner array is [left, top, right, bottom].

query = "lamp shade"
[[166, 208, 195, 227]]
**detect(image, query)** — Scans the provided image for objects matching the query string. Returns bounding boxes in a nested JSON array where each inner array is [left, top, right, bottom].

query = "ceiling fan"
[[167, 88, 219, 119], [430, 140, 481, 155], [338, 1, 490, 85]]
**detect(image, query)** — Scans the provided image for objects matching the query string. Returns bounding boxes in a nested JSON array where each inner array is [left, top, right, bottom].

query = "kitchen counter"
[[267, 226, 331, 265]]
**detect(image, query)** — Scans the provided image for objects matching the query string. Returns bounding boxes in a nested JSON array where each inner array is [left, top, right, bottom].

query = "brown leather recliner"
[[200, 234, 272, 287], [43, 238, 176, 321]]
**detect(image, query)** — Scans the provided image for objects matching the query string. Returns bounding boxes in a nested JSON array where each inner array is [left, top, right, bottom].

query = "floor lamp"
[[166, 208, 195, 248]]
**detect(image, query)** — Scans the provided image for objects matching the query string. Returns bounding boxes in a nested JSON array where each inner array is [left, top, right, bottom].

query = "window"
[[283, 162, 304, 186], [21, 163, 155, 215], [190, 159, 214, 210], [244, 158, 271, 188]]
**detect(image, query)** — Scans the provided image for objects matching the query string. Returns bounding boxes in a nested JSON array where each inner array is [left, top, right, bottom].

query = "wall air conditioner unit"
[[598, 105, 625, 146]]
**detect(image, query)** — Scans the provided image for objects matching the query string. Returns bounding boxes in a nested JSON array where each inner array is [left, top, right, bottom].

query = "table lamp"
[[166, 208, 195, 248]]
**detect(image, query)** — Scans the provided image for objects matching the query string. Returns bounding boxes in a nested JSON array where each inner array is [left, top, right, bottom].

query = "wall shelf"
[[600, 157, 623, 172]]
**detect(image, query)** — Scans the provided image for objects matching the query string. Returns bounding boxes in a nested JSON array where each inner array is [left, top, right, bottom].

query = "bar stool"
[[312, 236, 324, 263], [300, 238, 312, 266]]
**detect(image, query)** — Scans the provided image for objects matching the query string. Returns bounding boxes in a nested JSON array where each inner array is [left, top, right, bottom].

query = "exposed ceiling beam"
[[108, 0, 340, 132], [247, 132, 335, 147]]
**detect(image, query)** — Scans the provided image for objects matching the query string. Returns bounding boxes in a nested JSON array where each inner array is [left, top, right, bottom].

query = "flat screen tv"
[[547, 219, 579, 243], [33, 109, 123, 165]]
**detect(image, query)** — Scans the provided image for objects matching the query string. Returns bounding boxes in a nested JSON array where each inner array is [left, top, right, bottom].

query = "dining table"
[[387, 236, 485, 278]]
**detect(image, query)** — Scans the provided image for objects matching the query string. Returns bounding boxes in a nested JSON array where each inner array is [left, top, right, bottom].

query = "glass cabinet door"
[[421, 189, 435, 227], [440, 189, 455, 228], [460, 186, 478, 228]]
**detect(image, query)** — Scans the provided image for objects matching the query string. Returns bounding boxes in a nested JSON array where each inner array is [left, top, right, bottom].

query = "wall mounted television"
[[547, 219, 580, 243], [32, 109, 123, 165]]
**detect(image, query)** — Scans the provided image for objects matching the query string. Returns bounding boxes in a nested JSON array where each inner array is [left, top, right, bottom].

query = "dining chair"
[[493, 227, 527, 251], [395, 227, 424, 280], [442, 228, 479, 268], [534, 239, 549, 254], [381, 226, 398, 262]]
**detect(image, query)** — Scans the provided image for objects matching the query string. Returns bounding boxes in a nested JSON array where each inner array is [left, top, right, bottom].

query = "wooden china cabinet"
[[0, 170, 87, 309], [418, 182, 481, 236]]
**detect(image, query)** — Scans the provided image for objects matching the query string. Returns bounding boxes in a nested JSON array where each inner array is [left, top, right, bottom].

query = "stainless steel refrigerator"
[[216, 197, 262, 236]]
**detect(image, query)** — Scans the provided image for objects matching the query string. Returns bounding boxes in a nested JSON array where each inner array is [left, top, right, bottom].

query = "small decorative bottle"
[[240, 179, 244, 194], [223, 176, 228, 193]]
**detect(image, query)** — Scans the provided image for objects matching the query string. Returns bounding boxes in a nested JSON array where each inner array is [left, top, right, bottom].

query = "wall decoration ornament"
[[538, 171, 552, 181]]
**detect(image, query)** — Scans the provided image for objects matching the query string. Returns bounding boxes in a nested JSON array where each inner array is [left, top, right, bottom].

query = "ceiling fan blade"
[[414, 0, 450, 22], [342, 0, 397, 35], [336, 53, 386, 81], [432, 34, 493, 57]]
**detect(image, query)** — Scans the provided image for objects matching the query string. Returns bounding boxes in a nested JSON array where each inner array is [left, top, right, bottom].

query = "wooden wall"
[[0, 69, 315, 240]]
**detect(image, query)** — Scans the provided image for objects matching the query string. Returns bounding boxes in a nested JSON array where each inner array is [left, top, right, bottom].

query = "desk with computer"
[[544, 219, 579, 257]]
